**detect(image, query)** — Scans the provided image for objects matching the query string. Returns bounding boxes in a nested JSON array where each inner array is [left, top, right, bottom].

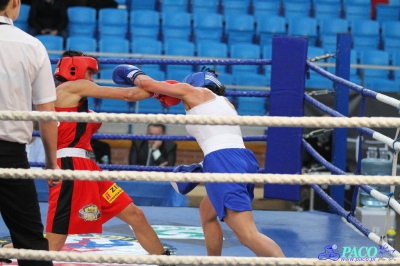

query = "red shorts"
[[46, 157, 132, 234]]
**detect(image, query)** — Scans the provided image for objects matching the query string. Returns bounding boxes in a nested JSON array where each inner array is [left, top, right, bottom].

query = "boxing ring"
[[0, 35, 400, 265]]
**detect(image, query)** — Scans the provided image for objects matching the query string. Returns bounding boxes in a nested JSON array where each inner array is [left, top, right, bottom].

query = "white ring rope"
[[2, 110, 400, 128], [1, 169, 400, 185], [0, 248, 397, 266]]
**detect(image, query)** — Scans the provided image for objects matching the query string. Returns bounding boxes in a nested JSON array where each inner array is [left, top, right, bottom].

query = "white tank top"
[[185, 95, 245, 155]]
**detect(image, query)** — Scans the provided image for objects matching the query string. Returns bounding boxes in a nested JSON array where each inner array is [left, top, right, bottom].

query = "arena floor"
[[0, 203, 379, 265]]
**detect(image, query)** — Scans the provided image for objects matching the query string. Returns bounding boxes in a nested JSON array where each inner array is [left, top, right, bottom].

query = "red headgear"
[[54, 56, 99, 81]]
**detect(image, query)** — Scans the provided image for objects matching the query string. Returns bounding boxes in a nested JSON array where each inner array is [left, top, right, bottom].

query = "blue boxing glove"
[[171, 162, 202, 195], [112, 64, 146, 86]]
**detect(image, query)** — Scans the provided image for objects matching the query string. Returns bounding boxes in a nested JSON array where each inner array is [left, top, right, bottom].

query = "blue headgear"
[[183, 69, 223, 90]]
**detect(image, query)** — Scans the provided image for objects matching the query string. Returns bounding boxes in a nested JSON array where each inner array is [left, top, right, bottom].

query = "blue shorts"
[[203, 148, 258, 221]]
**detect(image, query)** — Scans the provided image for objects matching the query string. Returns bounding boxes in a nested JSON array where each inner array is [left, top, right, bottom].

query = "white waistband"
[[57, 148, 90, 158], [200, 134, 245, 156]]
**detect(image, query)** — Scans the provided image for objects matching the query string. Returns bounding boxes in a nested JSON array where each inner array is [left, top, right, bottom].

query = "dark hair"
[[148, 123, 166, 133], [201, 67, 226, 96], [0, 0, 10, 11]]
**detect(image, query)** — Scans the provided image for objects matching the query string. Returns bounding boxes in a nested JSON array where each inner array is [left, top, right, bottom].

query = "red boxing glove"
[[149, 80, 181, 107]]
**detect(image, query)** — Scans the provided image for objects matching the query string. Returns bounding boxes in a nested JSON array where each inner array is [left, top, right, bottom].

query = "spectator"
[[129, 124, 177, 167], [28, 0, 68, 39]]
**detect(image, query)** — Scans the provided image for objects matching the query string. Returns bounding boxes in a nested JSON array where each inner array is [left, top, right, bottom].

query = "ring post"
[[263, 36, 308, 202], [329, 33, 351, 210]]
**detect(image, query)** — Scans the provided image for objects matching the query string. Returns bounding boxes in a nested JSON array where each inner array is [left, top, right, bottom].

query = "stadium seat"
[[197, 41, 229, 74], [381, 21, 400, 39], [131, 38, 162, 55], [306, 72, 334, 90], [65, 36, 97, 53], [252, 0, 281, 17], [364, 79, 400, 93], [141, 68, 165, 81], [160, 0, 188, 12], [224, 14, 255, 46], [67, 7, 97, 37], [35, 35, 64, 58], [318, 18, 349, 48], [137, 97, 164, 114], [191, 0, 220, 13], [313, 2, 342, 19], [375, 4, 400, 21], [256, 15, 286, 46], [230, 43, 260, 74], [383, 38, 400, 53], [307, 47, 326, 62], [98, 37, 130, 70], [98, 8, 129, 39], [392, 52, 400, 82], [358, 49, 390, 82], [193, 13, 223, 43], [14, 4, 30, 32], [98, 69, 130, 113], [350, 20, 380, 50], [164, 40, 195, 73], [283, 1, 312, 18], [221, 0, 251, 15], [343, 4, 371, 20], [161, 11, 192, 42], [128, 0, 157, 11], [287, 17, 318, 46], [130, 10, 160, 41]]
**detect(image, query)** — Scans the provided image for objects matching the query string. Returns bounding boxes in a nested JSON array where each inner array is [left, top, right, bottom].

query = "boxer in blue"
[[112, 65, 285, 257]]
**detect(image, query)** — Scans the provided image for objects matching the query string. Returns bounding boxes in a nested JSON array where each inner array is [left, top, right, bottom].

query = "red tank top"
[[55, 99, 102, 151]]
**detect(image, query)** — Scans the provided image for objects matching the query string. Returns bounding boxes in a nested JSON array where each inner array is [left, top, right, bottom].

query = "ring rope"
[[0, 248, 395, 266], [307, 61, 400, 109], [1, 168, 400, 185], [1, 111, 400, 129]]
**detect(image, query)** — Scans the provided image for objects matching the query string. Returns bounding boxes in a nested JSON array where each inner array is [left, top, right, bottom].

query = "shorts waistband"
[[57, 148, 90, 159]]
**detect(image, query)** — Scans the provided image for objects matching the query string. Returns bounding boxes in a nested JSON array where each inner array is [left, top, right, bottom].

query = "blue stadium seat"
[[67, 7, 97, 37], [230, 43, 260, 74], [192, 0, 219, 13], [283, 1, 312, 18], [383, 38, 400, 53], [392, 52, 400, 82], [166, 101, 185, 115], [142, 68, 165, 81], [221, 0, 251, 15], [131, 38, 162, 55], [287, 17, 318, 46], [313, 2, 342, 19], [343, 4, 371, 20], [14, 4, 30, 32], [307, 47, 326, 62], [252, 0, 281, 17], [164, 40, 195, 73], [364, 79, 400, 93], [327, 49, 359, 82], [161, 0, 188, 12], [137, 98, 164, 114], [65, 36, 97, 53], [256, 15, 286, 46], [218, 73, 234, 87], [358, 50, 390, 82], [35, 35, 64, 59], [224, 14, 255, 46], [193, 13, 223, 43], [98, 69, 130, 113], [98, 8, 129, 39], [350, 20, 380, 50], [128, 0, 157, 11], [381, 21, 400, 39], [98, 37, 130, 70], [196, 41, 228, 73], [375, 4, 400, 21], [165, 69, 191, 82], [161, 11, 192, 42], [130, 10, 160, 41], [318, 18, 349, 48], [306, 72, 334, 90], [235, 73, 270, 87]]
